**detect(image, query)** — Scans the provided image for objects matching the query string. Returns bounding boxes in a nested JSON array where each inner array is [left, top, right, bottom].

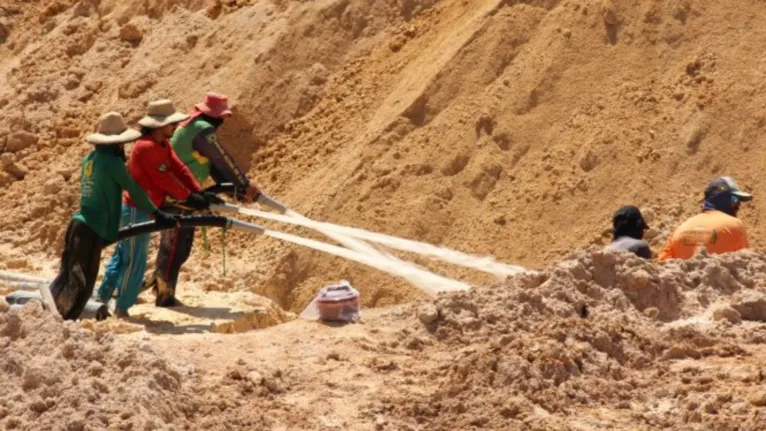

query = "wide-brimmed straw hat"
[[138, 99, 190, 128], [195, 92, 233, 119], [86, 112, 142, 145]]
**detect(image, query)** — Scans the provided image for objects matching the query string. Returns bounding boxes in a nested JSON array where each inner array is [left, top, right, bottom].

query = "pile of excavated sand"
[[0, 301, 278, 431], [4, 250, 766, 430], [0, 302, 194, 430], [382, 250, 766, 430]]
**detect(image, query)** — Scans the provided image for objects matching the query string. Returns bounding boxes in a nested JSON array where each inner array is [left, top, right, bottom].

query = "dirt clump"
[[381, 250, 766, 430], [0, 301, 277, 430]]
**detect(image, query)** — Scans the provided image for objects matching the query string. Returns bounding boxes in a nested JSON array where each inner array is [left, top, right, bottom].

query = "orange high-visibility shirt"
[[657, 211, 749, 261]]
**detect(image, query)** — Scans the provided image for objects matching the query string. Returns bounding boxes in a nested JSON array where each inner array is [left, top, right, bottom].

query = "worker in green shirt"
[[47, 112, 179, 320]]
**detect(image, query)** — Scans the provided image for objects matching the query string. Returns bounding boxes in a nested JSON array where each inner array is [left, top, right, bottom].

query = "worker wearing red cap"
[[144, 92, 262, 307]]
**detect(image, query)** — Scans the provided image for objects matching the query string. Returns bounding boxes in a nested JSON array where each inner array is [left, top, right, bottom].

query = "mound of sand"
[[382, 249, 766, 430], [3, 250, 766, 430], [0, 301, 279, 430], [0, 302, 198, 430]]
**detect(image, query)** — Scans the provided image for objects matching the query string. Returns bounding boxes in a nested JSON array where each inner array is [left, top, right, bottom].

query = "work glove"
[[203, 191, 225, 206], [244, 184, 261, 203], [184, 193, 210, 211], [153, 210, 180, 228]]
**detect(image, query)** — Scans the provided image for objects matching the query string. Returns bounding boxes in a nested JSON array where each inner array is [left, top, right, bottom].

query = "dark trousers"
[[49, 219, 104, 320], [145, 208, 195, 306]]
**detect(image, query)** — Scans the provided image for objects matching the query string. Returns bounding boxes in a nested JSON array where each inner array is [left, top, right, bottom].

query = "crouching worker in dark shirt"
[[46, 113, 179, 320], [604, 205, 652, 259]]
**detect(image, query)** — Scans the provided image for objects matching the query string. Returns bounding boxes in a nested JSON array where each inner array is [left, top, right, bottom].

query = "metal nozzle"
[[210, 203, 241, 214], [229, 219, 266, 235], [257, 194, 288, 214]]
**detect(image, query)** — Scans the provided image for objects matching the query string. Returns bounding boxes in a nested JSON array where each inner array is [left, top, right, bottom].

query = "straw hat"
[[86, 112, 142, 145], [138, 99, 190, 128], [195, 92, 233, 118]]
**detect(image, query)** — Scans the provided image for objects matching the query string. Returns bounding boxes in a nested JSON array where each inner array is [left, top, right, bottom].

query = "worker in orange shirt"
[[658, 176, 752, 261]]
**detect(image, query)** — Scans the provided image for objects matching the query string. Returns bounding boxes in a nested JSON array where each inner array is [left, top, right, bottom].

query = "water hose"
[[0, 279, 50, 289], [6, 290, 108, 320], [107, 215, 265, 246], [0, 270, 50, 283], [204, 182, 288, 213]]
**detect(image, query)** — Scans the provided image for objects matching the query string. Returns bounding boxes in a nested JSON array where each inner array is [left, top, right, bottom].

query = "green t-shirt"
[[172, 117, 249, 189], [172, 118, 213, 184], [72, 148, 157, 242]]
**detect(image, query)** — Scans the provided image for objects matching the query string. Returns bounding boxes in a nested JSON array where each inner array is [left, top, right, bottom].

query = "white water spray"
[[282, 209, 463, 294], [264, 229, 470, 295], [239, 208, 528, 279]]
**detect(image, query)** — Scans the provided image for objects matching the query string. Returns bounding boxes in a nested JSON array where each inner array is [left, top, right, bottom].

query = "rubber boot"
[[154, 278, 183, 308]]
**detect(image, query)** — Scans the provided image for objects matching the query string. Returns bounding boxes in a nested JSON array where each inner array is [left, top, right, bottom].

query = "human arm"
[[192, 127, 249, 189], [656, 236, 675, 262], [169, 147, 202, 193], [736, 222, 749, 250], [635, 242, 653, 259], [209, 169, 261, 202], [110, 158, 158, 215]]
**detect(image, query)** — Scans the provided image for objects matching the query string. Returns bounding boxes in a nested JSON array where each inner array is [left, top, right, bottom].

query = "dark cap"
[[704, 176, 753, 202], [612, 205, 648, 230]]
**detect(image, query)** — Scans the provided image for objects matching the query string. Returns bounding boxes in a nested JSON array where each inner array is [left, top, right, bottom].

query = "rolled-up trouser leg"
[[49, 219, 104, 320], [154, 221, 196, 307]]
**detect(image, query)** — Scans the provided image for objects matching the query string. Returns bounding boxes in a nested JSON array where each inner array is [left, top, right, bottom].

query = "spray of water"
[[282, 209, 471, 294], [264, 229, 470, 296], [239, 208, 528, 279]]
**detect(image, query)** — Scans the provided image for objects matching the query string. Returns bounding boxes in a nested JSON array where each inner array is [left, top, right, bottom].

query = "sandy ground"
[[3, 0, 766, 429], [5, 250, 766, 430]]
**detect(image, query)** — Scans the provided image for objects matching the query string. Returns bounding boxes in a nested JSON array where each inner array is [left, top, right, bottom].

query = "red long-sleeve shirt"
[[123, 136, 202, 209]]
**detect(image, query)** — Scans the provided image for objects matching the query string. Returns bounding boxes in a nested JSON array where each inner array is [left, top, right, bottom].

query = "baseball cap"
[[704, 176, 753, 202], [612, 205, 649, 230]]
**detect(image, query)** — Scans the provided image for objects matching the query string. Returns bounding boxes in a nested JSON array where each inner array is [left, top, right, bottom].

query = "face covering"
[[703, 192, 740, 217]]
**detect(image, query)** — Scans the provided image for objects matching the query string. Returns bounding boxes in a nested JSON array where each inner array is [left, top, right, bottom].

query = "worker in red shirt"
[[96, 100, 214, 317]]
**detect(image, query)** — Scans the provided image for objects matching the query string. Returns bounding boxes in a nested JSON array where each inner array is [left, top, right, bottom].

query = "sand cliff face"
[[2, 3, 766, 427]]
